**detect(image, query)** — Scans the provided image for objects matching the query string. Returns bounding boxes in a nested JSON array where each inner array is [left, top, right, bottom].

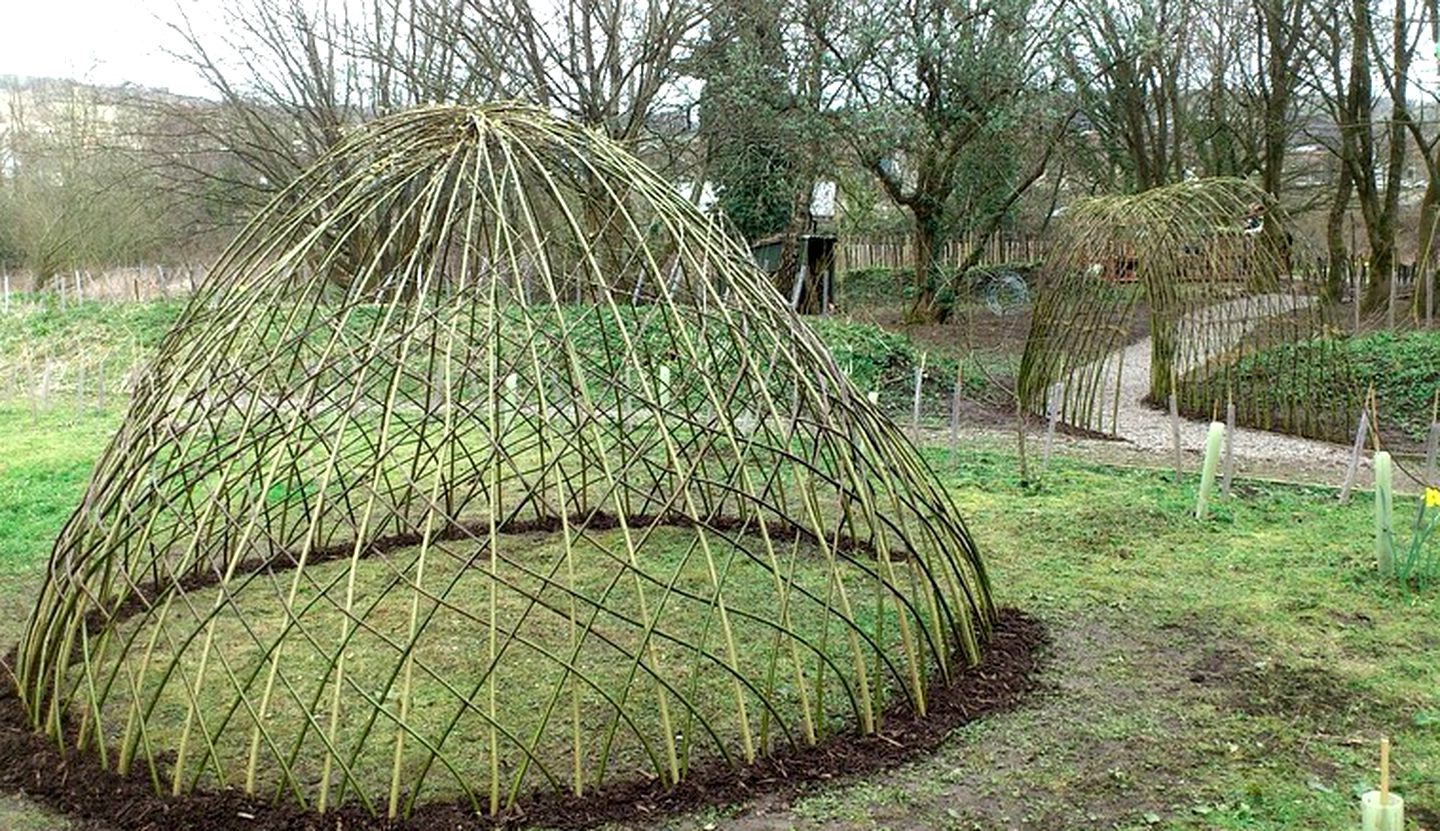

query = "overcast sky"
[[3, 1, 1439, 101], [0, 1, 215, 97]]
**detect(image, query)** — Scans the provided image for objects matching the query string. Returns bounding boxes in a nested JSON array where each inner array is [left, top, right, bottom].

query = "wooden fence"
[[835, 233, 1044, 274], [0, 265, 206, 309], [1305, 256, 1436, 329], [0, 248, 1432, 328]]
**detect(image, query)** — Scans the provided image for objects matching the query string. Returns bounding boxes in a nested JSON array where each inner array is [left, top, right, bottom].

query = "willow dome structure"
[[15, 104, 994, 818], [1019, 178, 1355, 441]]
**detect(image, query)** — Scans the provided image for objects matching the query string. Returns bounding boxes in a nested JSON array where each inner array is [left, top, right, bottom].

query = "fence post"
[[1421, 421, 1440, 487], [1169, 390, 1182, 484], [2, 272, 8, 313], [911, 354, 926, 436], [1042, 388, 1058, 470], [1339, 409, 1371, 503], [1222, 399, 1236, 497], [1386, 264, 1397, 330], [950, 365, 962, 470]]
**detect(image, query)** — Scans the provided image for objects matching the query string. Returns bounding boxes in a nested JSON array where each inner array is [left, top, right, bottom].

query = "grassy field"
[[0, 296, 1020, 430], [90, 523, 918, 812], [0, 402, 1436, 829]]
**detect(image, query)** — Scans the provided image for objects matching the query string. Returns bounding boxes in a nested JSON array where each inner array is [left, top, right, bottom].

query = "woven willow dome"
[[16, 104, 994, 818], [1019, 178, 1355, 440]]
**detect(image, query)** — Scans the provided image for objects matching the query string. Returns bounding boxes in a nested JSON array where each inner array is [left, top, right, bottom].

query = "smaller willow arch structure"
[[1020, 178, 1356, 440], [14, 104, 994, 818]]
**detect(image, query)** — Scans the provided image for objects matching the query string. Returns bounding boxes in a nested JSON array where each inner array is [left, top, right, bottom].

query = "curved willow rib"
[[15, 103, 996, 818]]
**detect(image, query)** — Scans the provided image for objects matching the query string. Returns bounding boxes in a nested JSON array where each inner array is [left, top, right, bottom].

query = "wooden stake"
[[1424, 423, 1440, 488], [1042, 388, 1058, 470], [1347, 263, 1359, 332], [40, 359, 51, 413], [1355, 265, 1362, 333], [1387, 265, 1397, 330], [1428, 254, 1435, 328], [1222, 399, 1236, 497], [911, 353, 926, 436], [1380, 735, 1390, 807], [1339, 409, 1370, 504], [28, 354, 38, 423], [949, 365, 961, 470], [1369, 385, 1381, 453], [1169, 391, 1182, 485]]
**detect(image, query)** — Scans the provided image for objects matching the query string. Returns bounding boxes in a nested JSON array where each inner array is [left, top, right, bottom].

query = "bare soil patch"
[[1188, 646, 1369, 723]]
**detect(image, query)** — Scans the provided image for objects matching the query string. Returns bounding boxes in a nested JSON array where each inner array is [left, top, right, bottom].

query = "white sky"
[[0, 1, 215, 97], [2, 0, 1439, 99]]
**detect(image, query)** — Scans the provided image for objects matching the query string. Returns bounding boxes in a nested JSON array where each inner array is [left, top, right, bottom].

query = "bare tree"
[[1063, 0, 1194, 192], [1251, 0, 1310, 198], [0, 80, 171, 285], [820, 0, 1074, 323], [156, 0, 708, 215], [159, 2, 489, 206], [449, 0, 709, 147], [1371, 1, 1440, 319], [1308, 0, 1414, 312]]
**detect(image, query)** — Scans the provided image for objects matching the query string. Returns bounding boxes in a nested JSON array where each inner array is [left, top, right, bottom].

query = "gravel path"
[[1058, 293, 1361, 476]]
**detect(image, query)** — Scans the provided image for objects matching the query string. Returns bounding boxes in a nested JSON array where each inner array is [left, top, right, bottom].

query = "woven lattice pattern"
[[15, 104, 994, 818], [1019, 178, 1355, 439]]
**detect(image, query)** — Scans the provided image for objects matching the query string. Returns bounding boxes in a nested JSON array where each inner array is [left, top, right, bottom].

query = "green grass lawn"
[[94, 523, 915, 814], [0, 405, 1437, 829]]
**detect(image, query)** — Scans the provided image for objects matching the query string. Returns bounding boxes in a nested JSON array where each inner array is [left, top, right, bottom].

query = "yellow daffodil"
[[1427, 487, 1440, 509]]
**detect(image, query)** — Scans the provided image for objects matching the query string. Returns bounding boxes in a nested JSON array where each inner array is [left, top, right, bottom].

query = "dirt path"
[[1056, 293, 1360, 479]]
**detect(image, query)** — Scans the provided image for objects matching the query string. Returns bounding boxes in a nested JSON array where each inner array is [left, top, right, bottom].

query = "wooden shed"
[[750, 232, 837, 315]]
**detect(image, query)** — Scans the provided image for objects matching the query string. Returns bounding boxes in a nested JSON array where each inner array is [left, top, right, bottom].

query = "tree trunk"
[[1363, 236, 1395, 313], [1355, 0, 1408, 314], [1412, 162, 1440, 321], [1326, 164, 1353, 303], [907, 211, 941, 324]]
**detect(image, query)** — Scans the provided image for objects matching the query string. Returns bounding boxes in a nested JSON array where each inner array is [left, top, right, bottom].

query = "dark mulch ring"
[[0, 609, 1047, 831]]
